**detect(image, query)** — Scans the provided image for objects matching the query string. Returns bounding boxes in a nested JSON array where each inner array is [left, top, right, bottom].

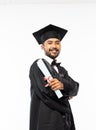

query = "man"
[[29, 24, 79, 130]]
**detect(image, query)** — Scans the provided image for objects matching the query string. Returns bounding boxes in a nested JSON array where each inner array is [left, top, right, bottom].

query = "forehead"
[[45, 38, 60, 42]]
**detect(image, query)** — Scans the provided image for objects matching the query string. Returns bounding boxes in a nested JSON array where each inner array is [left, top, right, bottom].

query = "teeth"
[[50, 49, 58, 53], [52, 50, 57, 52], [52, 51, 57, 52]]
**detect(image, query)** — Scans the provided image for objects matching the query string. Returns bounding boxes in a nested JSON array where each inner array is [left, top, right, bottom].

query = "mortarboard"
[[32, 24, 68, 44]]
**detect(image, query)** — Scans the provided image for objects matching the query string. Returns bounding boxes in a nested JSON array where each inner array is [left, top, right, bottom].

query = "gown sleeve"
[[40, 59, 79, 98], [57, 66, 79, 97]]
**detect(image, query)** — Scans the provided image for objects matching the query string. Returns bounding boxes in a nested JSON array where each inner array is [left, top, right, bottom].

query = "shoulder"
[[58, 65, 68, 77], [29, 58, 49, 73], [30, 58, 40, 68], [59, 65, 68, 72], [29, 59, 40, 73]]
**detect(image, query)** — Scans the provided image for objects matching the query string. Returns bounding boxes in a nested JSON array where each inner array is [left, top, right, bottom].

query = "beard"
[[45, 48, 60, 59]]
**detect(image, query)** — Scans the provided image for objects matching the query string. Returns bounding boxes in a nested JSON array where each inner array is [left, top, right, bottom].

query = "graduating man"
[[29, 24, 79, 130]]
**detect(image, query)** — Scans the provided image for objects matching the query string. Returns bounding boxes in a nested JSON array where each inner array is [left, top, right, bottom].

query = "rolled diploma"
[[37, 59, 63, 98]]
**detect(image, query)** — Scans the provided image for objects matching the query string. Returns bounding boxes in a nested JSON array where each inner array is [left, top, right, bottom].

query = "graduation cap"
[[33, 24, 68, 44]]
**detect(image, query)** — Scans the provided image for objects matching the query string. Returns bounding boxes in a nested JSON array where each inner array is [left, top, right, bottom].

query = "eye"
[[47, 41, 52, 44], [56, 41, 60, 45]]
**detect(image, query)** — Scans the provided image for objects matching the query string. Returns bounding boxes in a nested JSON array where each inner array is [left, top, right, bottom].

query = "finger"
[[49, 79, 58, 86], [51, 83, 60, 90]]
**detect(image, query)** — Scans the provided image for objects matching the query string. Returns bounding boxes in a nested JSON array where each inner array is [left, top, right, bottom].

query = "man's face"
[[41, 38, 61, 59]]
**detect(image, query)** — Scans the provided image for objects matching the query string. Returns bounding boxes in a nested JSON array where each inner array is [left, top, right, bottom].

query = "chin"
[[50, 55, 58, 59]]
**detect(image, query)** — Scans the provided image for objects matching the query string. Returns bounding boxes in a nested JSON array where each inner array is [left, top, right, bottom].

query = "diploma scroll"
[[37, 59, 63, 98]]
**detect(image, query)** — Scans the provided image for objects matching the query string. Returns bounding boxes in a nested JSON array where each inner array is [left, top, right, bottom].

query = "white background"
[[0, 2, 96, 130]]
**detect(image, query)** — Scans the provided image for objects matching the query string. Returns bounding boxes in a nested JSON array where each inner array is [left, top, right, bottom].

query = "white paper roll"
[[37, 59, 63, 98]]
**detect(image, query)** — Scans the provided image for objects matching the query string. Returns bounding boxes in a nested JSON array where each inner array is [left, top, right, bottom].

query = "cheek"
[[59, 45, 61, 50], [43, 47, 49, 52], [57, 45, 61, 50], [44, 45, 50, 50]]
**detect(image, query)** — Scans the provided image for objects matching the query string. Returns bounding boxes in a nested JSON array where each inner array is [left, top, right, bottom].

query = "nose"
[[52, 43, 57, 48]]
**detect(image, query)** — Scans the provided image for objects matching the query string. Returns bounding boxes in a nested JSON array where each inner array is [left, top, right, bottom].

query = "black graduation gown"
[[29, 59, 79, 130]]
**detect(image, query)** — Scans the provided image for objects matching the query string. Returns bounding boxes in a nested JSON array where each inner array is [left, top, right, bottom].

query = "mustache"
[[49, 48, 59, 51]]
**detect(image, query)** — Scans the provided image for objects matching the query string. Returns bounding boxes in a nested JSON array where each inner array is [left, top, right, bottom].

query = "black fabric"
[[51, 60, 61, 67], [29, 59, 79, 130], [33, 24, 68, 44], [40, 30, 61, 43]]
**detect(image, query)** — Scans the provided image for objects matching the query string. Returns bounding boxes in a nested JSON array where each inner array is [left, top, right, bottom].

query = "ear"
[[40, 44, 44, 50]]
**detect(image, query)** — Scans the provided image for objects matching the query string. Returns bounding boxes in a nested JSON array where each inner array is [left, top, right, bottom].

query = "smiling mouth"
[[50, 49, 58, 52], [50, 49, 59, 53], [52, 50, 57, 53]]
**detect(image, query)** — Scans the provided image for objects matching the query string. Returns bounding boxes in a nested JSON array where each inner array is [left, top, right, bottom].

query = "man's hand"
[[44, 77, 73, 99], [44, 77, 64, 91]]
